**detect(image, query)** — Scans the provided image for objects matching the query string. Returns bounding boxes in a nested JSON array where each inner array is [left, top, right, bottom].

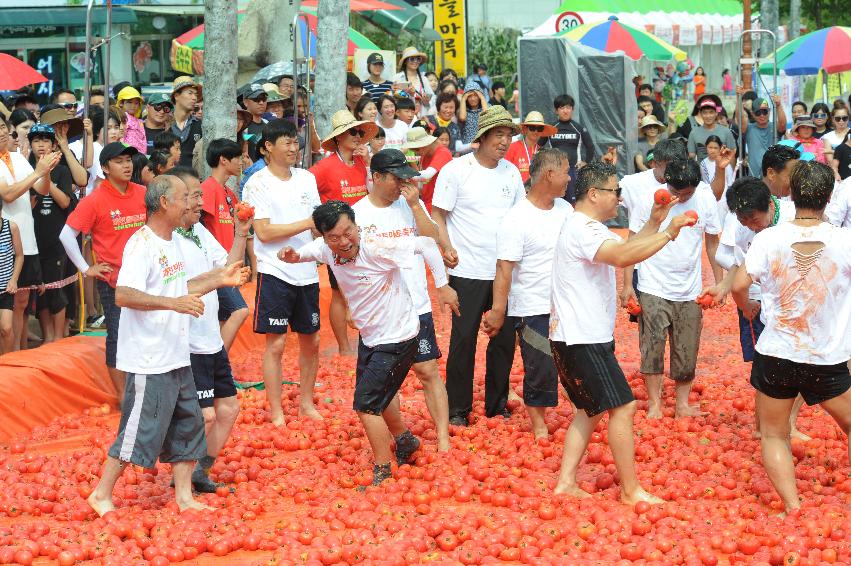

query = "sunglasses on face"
[[250, 95, 268, 103], [58, 102, 78, 111], [349, 128, 367, 138], [595, 187, 622, 198], [834, 116, 849, 122], [813, 113, 828, 119], [754, 109, 770, 116], [151, 103, 172, 113], [526, 125, 544, 132]]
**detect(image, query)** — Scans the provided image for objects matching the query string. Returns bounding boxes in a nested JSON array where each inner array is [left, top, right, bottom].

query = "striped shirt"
[[362, 79, 393, 103], [0, 219, 14, 293]]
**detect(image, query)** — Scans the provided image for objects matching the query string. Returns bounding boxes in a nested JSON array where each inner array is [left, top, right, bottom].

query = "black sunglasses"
[[834, 115, 849, 122], [250, 95, 268, 103], [151, 103, 172, 113], [349, 128, 367, 138], [526, 125, 544, 132], [595, 187, 622, 197], [754, 109, 770, 116]]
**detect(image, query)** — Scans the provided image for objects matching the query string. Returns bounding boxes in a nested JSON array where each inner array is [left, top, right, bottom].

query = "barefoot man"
[[732, 161, 851, 513], [280, 201, 459, 486], [549, 162, 693, 504], [87, 175, 248, 516]]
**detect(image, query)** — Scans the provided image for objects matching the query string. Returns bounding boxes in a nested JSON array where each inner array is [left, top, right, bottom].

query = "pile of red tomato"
[[0, 290, 849, 565]]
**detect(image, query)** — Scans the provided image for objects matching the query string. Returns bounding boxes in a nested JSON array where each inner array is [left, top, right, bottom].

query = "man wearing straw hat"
[[432, 106, 525, 426], [403, 126, 453, 211], [482, 149, 574, 439], [170, 76, 203, 167], [505, 112, 558, 184], [310, 109, 378, 357]]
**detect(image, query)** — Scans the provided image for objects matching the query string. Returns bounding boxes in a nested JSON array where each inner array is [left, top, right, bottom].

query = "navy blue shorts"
[[190, 347, 238, 408], [97, 279, 120, 369], [414, 312, 441, 363], [737, 307, 765, 362], [551, 340, 635, 417], [512, 314, 558, 407], [751, 352, 851, 406], [252, 273, 320, 335], [354, 336, 417, 415], [217, 285, 248, 322]]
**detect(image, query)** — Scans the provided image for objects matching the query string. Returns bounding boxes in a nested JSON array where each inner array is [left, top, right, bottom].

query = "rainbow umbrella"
[[555, 15, 686, 61], [758, 26, 851, 76]]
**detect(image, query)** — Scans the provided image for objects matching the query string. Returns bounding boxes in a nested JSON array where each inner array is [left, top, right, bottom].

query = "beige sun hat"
[[262, 83, 284, 103], [321, 109, 379, 152], [171, 76, 202, 101], [399, 46, 428, 66], [520, 111, 558, 137], [474, 106, 521, 142], [39, 108, 84, 139], [403, 127, 438, 150], [639, 115, 665, 131]]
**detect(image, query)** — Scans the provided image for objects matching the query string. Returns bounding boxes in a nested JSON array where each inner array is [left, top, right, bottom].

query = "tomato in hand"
[[235, 201, 255, 221]]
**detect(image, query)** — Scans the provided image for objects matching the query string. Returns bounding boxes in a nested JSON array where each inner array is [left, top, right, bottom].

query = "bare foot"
[[177, 498, 214, 513], [508, 389, 523, 403], [270, 414, 285, 427], [790, 428, 811, 442], [675, 405, 708, 418], [437, 437, 450, 452], [646, 406, 663, 419], [338, 348, 356, 358], [87, 492, 115, 517], [299, 405, 324, 421], [621, 488, 664, 506], [753, 429, 762, 439], [554, 483, 592, 498], [532, 427, 549, 440]]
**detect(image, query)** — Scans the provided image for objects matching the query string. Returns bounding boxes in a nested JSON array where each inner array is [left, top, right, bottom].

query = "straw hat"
[[639, 115, 665, 132], [262, 83, 284, 103], [39, 108, 83, 139], [403, 127, 437, 150], [171, 76, 202, 100], [321, 109, 379, 152], [520, 111, 557, 137], [474, 106, 520, 142], [399, 46, 428, 66]]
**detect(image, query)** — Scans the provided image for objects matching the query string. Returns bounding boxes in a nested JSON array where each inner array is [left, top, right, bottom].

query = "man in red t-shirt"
[[60, 142, 146, 397], [403, 127, 453, 211], [309, 110, 378, 355], [504, 111, 558, 184], [200, 138, 249, 351]]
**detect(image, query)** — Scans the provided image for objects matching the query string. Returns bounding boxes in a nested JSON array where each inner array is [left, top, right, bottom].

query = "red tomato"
[[235, 202, 255, 221], [696, 294, 714, 309], [626, 297, 642, 315], [684, 209, 699, 225], [654, 189, 673, 205]]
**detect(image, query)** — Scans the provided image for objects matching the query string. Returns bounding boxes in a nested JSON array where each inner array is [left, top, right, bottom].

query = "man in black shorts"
[[281, 201, 459, 486], [732, 161, 851, 513], [86, 175, 249, 516], [548, 162, 692, 505]]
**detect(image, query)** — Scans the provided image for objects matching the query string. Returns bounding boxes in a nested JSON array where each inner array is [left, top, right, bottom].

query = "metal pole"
[[293, 11, 313, 168], [104, 0, 112, 111], [739, 29, 779, 153], [82, 0, 95, 186]]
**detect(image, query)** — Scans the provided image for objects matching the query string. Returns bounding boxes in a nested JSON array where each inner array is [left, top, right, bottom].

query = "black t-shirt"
[[31, 164, 76, 259], [835, 143, 851, 180], [144, 125, 165, 155], [539, 119, 596, 165], [172, 117, 203, 167], [244, 120, 266, 159]]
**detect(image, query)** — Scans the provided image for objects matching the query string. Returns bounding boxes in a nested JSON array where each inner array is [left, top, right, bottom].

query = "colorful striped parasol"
[[555, 15, 686, 61], [758, 26, 851, 76]]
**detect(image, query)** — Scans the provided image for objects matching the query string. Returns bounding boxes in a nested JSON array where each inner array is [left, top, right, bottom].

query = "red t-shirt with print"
[[419, 145, 453, 212], [504, 139, 536, 183], [309, 154, 369, 205], [66, 179, 147, 288], [200, 176, 238, 252]]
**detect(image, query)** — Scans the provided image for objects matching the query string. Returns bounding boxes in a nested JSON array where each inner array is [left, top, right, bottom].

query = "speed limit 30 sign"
[[556, 11, 584, 32]]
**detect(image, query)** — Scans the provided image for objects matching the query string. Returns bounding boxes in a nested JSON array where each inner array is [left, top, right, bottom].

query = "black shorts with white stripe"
[[550, 340, 635, 417]]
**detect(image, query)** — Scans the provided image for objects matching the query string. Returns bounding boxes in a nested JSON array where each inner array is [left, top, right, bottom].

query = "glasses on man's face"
[[813, 112, 828, 119], [754, 109, 770, 117], [526, 125, 544, 133], [595, 187, 622, 198], [59, 102, 78, 111], [152, 103, 172, 113], [251, 96, 268, 104], [834, 115, 849, 122], [349, 128, 367, 138]]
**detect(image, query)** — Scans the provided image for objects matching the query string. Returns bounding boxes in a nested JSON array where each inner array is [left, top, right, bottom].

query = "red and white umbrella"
[[0, 53, 48, 91]]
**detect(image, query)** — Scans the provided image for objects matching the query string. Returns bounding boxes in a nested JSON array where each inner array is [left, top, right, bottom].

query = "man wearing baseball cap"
[[687, 98, 736, 162], [239, 83, 268, 157], [362, 53, 392, 103], [352, 149, 454, 452], [144, 93, 173, 156], [736, 85, 787, 178], [60, 142, 146, 398]]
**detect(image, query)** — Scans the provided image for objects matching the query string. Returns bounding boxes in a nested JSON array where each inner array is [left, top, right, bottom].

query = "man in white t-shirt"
[[482, 149, 573, 438], [431, 106, 525, 426], [826, 176, 851, 227], [243, 120, 322, 426], [548, 162, 693, 504], [732, 161, 851, 513], [87, 175, 249, 517], [353, 149, 451, 452], [280, 201, 459, 487], [0, 114, 59, 351], [628, 159, 723, 419], [171, 166, 250, 492]]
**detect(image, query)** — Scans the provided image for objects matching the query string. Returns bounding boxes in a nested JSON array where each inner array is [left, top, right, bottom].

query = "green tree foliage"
[[467, 26, 520, 85], [749, 0, 851, 31]]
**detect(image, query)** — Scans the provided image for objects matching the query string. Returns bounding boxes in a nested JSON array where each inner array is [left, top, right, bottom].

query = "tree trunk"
[[270, 0, 302, 65], [759, 0, 778, 55], [201, 0, 238, 177], [790, 0, 801, 39], [313, 0, 351, 139], [240, 0, 301, 68]]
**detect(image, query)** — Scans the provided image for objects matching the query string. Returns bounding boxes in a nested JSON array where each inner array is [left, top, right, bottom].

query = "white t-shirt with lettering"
[[296, 235, 448, 347], [432, 153, 525, 280], [497, 198, 573, 316], [352, 196, 433, 315], [243, 166, 321, 286], [174, 223, 227, 355], [550, 212, 621, 345], [377, 119, 409, 151], [746, 221, 851, 365], [116, 226, 191, 374], [629, 183, 722, 301]]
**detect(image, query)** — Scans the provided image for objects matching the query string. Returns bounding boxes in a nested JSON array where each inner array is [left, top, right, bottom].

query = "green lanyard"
[[176, 226, 202, 249], [769, 195, 780, 227]]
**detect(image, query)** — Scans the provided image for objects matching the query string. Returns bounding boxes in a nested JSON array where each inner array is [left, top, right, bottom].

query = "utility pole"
[[313, 0, 351, 138], [790, 0, 801, 39], [201, 0, 238, 177], [741, 0, 752, 87]]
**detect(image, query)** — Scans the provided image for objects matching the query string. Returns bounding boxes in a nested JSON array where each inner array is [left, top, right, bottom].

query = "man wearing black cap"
[[362, 53, 392, 103], [60, 142, 147, 397], [352, 149, 454, 452], [239, 84, 268, 158]]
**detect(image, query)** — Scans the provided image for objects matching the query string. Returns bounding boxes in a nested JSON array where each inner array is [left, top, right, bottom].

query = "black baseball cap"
[[370, 149, 418, 179], [99, 141, 139, 166], [367, 53, 384, 66], [239, 83, 267, 101]]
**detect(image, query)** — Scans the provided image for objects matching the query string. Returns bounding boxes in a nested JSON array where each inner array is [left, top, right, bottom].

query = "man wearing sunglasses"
[[52, 89, 79, 119], [239, 84, 269, 159], [736, 85, 787, 179], [144, 93, 173, 156]]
